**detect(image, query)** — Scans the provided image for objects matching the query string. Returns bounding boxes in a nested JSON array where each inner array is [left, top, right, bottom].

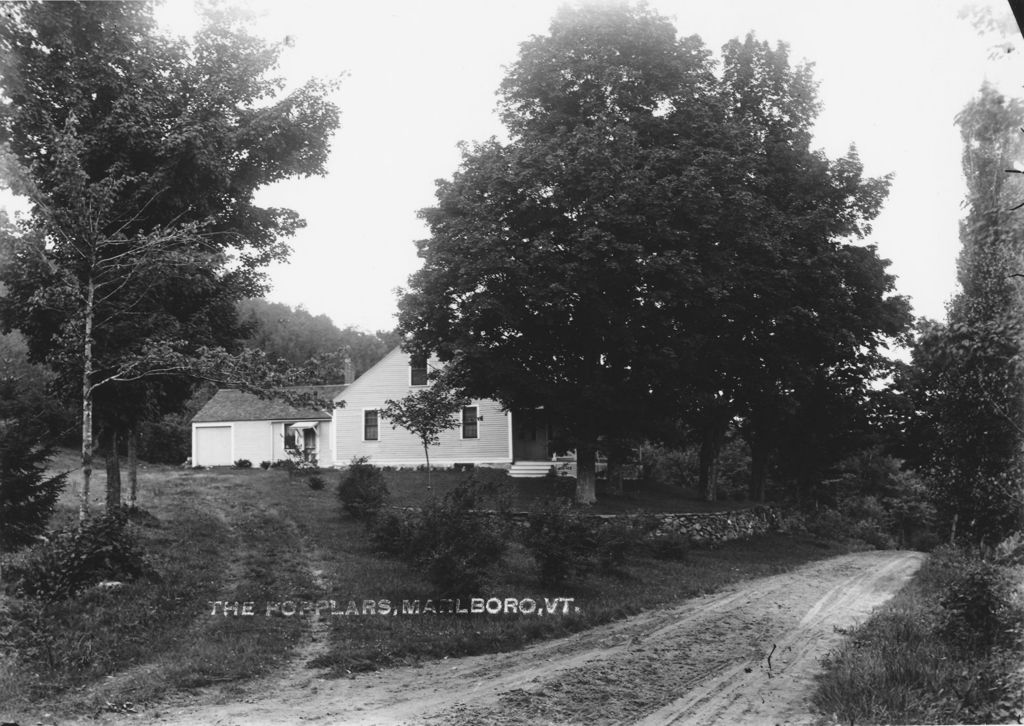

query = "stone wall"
[[621, 506, 781, 545], [458, 505, 782, 547]]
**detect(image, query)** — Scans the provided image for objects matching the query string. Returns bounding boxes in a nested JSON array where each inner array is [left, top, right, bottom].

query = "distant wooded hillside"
[[237, 298, 401, 379]]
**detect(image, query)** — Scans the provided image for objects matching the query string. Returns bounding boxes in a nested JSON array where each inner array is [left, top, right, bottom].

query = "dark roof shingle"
[[191, 384, 346, 423]]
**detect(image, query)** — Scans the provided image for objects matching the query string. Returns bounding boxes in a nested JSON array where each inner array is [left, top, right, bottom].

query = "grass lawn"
[[1, 456, 840, 721]]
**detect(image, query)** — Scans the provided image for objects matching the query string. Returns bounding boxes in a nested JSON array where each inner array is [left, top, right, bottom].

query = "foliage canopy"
[[0, 1, 341, 514], [900, 84, 1024, 543], [398, 4, 909, 504]]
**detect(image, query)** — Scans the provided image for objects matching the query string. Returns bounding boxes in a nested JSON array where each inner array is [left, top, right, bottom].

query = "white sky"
[[5, 1, 1024, 333]]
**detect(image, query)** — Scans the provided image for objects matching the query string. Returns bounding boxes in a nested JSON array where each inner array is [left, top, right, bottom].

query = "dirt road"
[[96, 549, 922, 726]]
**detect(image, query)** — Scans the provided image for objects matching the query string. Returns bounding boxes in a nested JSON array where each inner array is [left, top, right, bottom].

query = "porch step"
[[508, 460, 555, 478]]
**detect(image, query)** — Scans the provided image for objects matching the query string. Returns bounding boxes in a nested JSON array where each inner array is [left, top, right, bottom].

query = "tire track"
[[636, 551, 923, 726]]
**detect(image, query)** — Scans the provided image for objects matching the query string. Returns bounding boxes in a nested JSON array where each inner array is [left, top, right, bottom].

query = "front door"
[[512, 412, 549, 461]]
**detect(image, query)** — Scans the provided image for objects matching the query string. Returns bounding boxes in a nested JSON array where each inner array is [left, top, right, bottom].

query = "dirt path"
[[93, 549, 922, 726]]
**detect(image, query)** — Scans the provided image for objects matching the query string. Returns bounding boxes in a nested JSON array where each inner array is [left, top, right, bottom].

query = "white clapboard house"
[[190, 347, 557, 477]]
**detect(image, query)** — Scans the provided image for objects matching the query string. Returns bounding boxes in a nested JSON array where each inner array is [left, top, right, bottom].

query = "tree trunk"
[[605, 443, 629, 496], [127, 425, 138, 509], [575, 441, 597, 505], [748, 436, 768, 503], [698, 436, 719, 502], [698, 420, 725, 502], [608, 462, 623, 496], [424, 443, 431, 490], [105, 428, 122, 510], [80, 277, 95, 521], [698, 397, 729, 503]]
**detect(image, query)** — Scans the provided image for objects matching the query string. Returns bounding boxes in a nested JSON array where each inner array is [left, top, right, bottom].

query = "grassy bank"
[[0, 467, 315, 719], [812, 547, 1024, 724]]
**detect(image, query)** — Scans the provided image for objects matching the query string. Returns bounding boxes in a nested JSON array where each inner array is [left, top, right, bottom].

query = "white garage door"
[[195, 426, 232, 466]]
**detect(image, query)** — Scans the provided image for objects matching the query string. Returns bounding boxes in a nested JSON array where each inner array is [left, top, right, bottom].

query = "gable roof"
[[191, 384, 347, 423], [337, 345, 445, 400], [335, 346, 405, 399]]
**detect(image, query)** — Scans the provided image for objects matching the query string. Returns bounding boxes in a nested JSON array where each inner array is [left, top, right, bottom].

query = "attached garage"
[[193, 425, 233, 466], [189, 385, 346, 467]]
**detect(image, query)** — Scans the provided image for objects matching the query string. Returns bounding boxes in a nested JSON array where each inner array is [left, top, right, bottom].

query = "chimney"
[[343, 356, 355, 384]]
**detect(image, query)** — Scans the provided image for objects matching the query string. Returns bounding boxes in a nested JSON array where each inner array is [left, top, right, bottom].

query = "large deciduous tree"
[[400, 4, 726, 504], [686, 36, 910, 503], [398, 4, 907, 505], [0, 2, 340, 517]]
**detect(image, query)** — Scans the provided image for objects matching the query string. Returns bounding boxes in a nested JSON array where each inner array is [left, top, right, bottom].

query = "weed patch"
[[13, 507, 150, 601], [813, 547, 1024, 724]]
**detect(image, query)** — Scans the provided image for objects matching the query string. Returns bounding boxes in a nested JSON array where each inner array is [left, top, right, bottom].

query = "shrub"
[[849, 521, 897, 550], [14, 508, 149, 601], [259, 460, 272, 470], [795, 502, 898, 549], [307, 474, 326, 490], [292, 459, 319, 474], [593, 516, 638, 572], [639, 443, 693, 487], [714, 437, 752, 500], [638, 439, 750, 496], [523, 507, 667, 584], [811, 545, 1024, 724], [909, 529, 941, 552], [802, 507, 851, 541], [233, 459, 252, 469], [937, 557, 1021, 652], [523, 501, 599, 586], [368, 508, 421, 557], [829, 450, 938, 549], [337, 457, 389, 520], [366, 479, 508, 594], [411, 480, 508, 594], [0, 423, 66, 552], [883, 471, 936, 548], [840, 498, 897, 549]]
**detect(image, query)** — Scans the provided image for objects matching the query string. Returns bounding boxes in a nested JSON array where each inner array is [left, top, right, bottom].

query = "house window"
[[364, 409, 379, 441], [462, 406, 478, 439], [410, 355, 428, 386], [285, 426, 301, 452]]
